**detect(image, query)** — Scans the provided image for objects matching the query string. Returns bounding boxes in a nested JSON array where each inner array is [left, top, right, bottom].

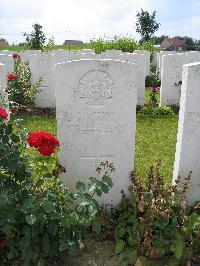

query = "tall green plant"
[[24, 23, 46, 50], [136, 9, 160, 42], [7, 55, 42, 107]]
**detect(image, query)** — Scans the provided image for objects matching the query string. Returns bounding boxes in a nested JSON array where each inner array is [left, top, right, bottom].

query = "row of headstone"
[[0, 63, 5, 100], [173, 62, 200, 204], [160, 51, 200, 106], [0, 49, 200, 206], [0, 54, 14, 100], [0, 49, 150, 108]]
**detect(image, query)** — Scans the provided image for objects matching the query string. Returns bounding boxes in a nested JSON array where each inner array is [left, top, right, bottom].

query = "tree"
[[24, 23, 46, 50], [136, 9, 160, 43]]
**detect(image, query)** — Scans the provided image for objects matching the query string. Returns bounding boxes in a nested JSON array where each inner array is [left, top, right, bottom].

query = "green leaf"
[[25, 214, 36, 225], [43, 201, 55, 213], [48, 223, 58, 236], [67, 241, 77, 256], [76, 181, 86, 193], [43, 173, 52, 178], [115, 239, 125, 254], [127, 235, 136, 247], [117, 226, 126, 237], [42, 233, 51, 253], [36, 178, 44, 186], [93, 220, 101, 233], [124, 248, 137, 263], [102, 175, 113, 187], [0, 144, 5, 150], [170, 237, 185, 261], [88, 182, 97, 192], [99, 181, 109, 193], [59, 239, 69, 252], [96, 189, 102, 197], [37, 258, 45, 266]]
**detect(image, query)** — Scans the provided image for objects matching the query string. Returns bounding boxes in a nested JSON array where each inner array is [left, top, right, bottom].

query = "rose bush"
[[0, 109, 114, 265], [6, 56, 42, 107]]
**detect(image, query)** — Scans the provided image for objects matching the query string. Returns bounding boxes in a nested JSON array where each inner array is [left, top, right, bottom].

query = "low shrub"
[[169, 104, 180, 115], [149, 87, 160, 105], [145, 74, 160, 88], [7, 54, 42, 107], [113, 162, 200, 265], [138, 106, 174, 116], [90, 36, 138, 53], [0, 107, 114, 265]]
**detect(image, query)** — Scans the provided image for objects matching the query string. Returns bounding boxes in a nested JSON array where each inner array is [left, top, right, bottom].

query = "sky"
[[0, 0, 200, 45]]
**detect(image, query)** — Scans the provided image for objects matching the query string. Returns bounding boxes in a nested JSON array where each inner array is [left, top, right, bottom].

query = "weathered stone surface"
[[173, 62, 200, 204], [186, 51, 200, 64], [55, 59, 137, 206], [157, 51, 175, 78], [119, 53, 146, 106], [160, 53, 186, 106], [100, 50, 123, 59], [100, 51, 146, 106], [20, 50, 42, 62], [135, 50, 150, 76], [152, 52, 158, 67], [0, 54, 13, 102], [0, 63, 5, 100], [27, 52, 56, 108], [0, 54, 14, 74]]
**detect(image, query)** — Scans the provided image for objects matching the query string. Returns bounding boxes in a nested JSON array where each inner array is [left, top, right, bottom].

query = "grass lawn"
[[135, 114, 178, 184], [20, 115, 57, 135], [19, 110, 178, 184]]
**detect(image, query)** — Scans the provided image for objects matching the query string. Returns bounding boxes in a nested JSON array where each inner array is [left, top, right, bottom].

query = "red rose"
[[38, 144, 55, 156], [0, 107, 8, 120], [13, 53, 20, 59], [0, 239, 7, 249], [7, 73, 17, 80], [28, 131, 59, 156]]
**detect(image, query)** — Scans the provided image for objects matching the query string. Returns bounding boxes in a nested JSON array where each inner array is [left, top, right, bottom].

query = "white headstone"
[[160, 53, 186, 106], [119, 53, 146, 106], [186, 51, 200, 64], [0, 50, 12, 55], [157, 51, 176, 79], [0, 54, 14, 74], [76, 49, 95, 54], [100, 50, 145, 106], [55, 59, 137, 205], [173, 62, 200, 204], [28, 52, 56, 108], [0, 63, 5, 100], [73, 52, 98, 60], [100, 49, 122, 59], [0, 54, 13, 101], [135, 50, 150, 76], [152, 52, 158, 67]]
